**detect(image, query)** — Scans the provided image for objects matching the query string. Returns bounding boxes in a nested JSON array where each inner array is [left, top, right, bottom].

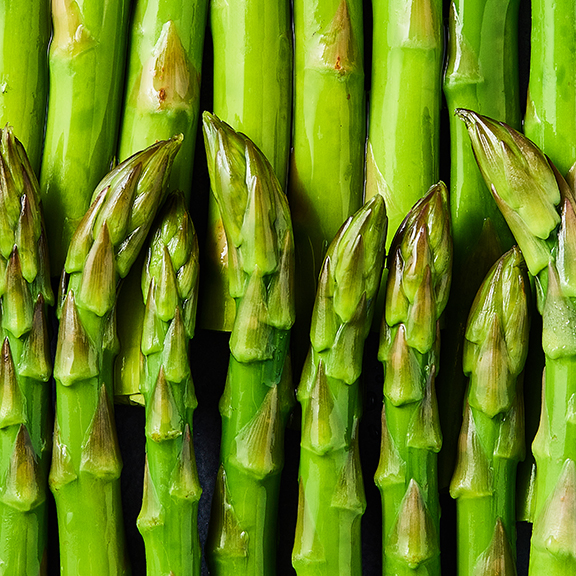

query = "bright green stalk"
[[48, 136, 182, 576], [450, 246, 529, 576], [524, 0, 576, 176], [114, 0, 208, 403], [0, 1, 50, 174], [202, 0, 292, 331], [365, 0, 443, 248], [40, 0, 131, 274], [376, 182, 452, 576], [288, 0, 365, 368], [292, 195, 387, 575], [203, 112, 295, 575], [137, 192, 202, 576], [438, 0, 520, 489], [459, 109, 576, 576], [0, 129, 53, 574]]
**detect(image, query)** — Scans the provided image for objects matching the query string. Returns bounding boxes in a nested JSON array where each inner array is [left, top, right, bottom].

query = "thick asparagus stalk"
[[292, 194, 387, 575], [202, 0, 293, 331], [458, 109, 576, 576], [450, 246, 529, 576], [376, 182, 452, 576], [0, 1, 50, 174], [524, 0, 576, 176], [0, 128, 53, 574], [439, 0, 520, 488], [114, 0, 208, 403], [137, 192, 201, 575], [203, 112, 295, 575], [289, 0, 365, 368], [40, 0, 131, 274], [48, 135, 182, 576]]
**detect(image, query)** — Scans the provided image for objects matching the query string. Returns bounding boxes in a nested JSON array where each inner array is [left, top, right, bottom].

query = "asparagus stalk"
[[292, 194, 387, 575], [0, 1, 50, 174], [48, 135, 182, 576], [40, 0, 131, 274], [137, 192, 201, 575], [114, 0, 208, 403], [0, 128, 53, 574], [450, 246, 529, 576], [458, 108, 576, 576], [289, 0, 365, 368], [365, 0, 443, 248], [524, 0, 576, 176], [203, 112, 295, 575], [202, 0, 293, 331], [439, 0, 520, 488], [375, 182, 452, 576]]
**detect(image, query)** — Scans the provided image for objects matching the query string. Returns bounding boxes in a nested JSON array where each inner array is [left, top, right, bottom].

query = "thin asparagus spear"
[[202, 0, 293, 331], [203, 112, 295, 575], [375, 182, 452, 576], [458, 108, 576, 576], [114, 0, 209, 403], [439, 0, 520, 489], [137, 191, 201, 576], [450, 246, 529, 576], [0, 1, 50, 174], [40, 0, 131, 274], [0, 128, 53, 575], [292, 194, 387, 576], [48, 135, 182, 576], [289, 0, 365, 369], [524, 0, 576, 177]]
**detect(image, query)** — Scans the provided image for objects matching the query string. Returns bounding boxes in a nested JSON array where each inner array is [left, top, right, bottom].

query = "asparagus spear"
[[114, 0, 209, 403], [202, 0, 293, 331], [203, 112, 295, 575], [450, 246, 529, 576], [289, 0, 365, 369], [439, 0, 520, 488], [137, 191, 201, 575], [0, 1, 50, 174], [40, 0, 131, 274], [292, 194, 387, 575], [375, 182, 452, 576], [48, 135, 182, 576], [0, 128, 53, 574], [458, 108, 576, 576]]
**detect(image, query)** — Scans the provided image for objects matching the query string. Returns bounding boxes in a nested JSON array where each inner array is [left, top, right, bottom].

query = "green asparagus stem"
[[439, 0, 520, 488], [203, 112, 295, 575], [202, 0, 292, 331], [0, 1, 50, 174], [292, 195, 387, 575], [40, 0, 131, 274], [137, 191, 201, 576], [458, 108, 576, 576], [375, 182, 452, 576], [48, 135, 182, 576], [114, 0, 208, 403], [0, 128, 54, 575], [289, 0, 365, 369], [524, 0, 576, 177], [450, 246, 529, 576]]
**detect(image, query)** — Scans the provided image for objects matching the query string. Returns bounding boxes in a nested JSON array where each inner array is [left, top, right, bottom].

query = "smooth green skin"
[[439, 0, 520, 489], [0, 0, 50, 175], [114, 0, 208, 401], [202, 0, 293, 331], [524, 0, 576, 177], [208, 333, 292, 576], [365, 0, 443, 248], [289, 0, 365, 371], [40, 0, 130, 275]]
